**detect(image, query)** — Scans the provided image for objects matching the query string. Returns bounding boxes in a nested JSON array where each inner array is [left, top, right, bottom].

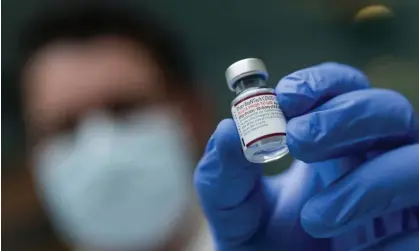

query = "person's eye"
[[31, 116, 77, 146], [57, 116, 78, 134], [109, 99, 147, 117], [109, 102, 135, 114]]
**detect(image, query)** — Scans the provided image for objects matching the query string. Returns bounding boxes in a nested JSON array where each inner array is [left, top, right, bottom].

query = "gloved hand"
[[194, 63, 419, 251]]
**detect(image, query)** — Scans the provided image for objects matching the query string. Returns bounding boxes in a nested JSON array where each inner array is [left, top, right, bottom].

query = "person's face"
[[22, 36, 212, 251], [24, 36, 172, 144]]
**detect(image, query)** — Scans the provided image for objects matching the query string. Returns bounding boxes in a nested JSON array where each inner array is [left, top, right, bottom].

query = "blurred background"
[[2, 0, 419, 251]]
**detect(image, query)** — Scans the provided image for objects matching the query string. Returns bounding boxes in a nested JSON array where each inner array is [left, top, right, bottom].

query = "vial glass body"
[[231, 86, 288, 163]]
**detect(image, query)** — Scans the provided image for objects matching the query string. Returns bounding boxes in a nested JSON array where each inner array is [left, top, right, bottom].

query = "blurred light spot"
[[354, 5, 394, 23]]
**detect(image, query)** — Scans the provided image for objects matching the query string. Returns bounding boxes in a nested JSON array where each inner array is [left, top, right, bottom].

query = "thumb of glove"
[[194, 119, 271, 246]]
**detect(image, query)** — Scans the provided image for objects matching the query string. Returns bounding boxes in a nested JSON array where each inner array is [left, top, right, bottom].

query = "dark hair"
[[19, 0, 194, 88]]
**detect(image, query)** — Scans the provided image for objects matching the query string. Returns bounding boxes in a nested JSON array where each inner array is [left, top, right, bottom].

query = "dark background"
[[2, 1, 419, 250]]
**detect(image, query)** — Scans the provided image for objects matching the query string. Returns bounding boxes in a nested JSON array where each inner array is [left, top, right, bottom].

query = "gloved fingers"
[[276, 62, 370, 119], [368, 231, 419, 251], [301, 144, 419, 238], [286, 88, 418, 163], [309, 156, 364, 187], [194, 119, 270, 244]]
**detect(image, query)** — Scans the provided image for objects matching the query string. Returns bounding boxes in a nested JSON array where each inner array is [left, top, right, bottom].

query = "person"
[[19, 1, 214, 251], [195, 63, 419, 250]]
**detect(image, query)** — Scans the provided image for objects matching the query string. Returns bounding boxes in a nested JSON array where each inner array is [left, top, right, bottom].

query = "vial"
[[226, 58, 288, 163]]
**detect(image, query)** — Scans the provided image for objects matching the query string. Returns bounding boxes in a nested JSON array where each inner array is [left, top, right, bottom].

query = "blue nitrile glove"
[[194, 63, 419, 251]]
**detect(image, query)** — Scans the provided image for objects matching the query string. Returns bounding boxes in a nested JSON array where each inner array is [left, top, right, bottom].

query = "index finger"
[[276, 62, 370, 119]]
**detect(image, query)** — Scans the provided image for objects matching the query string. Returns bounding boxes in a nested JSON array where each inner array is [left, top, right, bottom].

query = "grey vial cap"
[[225, 58, 269, 91]]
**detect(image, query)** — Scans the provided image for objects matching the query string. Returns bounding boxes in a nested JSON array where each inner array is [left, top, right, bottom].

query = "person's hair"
[[19, 0, 194, 88]]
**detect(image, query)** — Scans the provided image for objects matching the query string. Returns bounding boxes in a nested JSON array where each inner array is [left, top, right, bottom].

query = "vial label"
[[232, 92, 286, 151]]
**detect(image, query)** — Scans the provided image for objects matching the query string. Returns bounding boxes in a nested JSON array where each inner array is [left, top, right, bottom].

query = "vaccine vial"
[[226, 58, 288, 163]]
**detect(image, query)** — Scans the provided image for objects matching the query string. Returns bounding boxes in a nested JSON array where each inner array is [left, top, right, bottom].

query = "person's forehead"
[[23, 37, 168, 124], [25, 36, 165, 92], [25, 37, 164, 107]]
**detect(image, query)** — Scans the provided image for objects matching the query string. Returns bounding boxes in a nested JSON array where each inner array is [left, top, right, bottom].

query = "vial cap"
[[225, 58, 269, 91]]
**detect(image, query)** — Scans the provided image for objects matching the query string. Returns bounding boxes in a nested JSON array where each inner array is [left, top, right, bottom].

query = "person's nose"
[[76, 110, 118, 156]]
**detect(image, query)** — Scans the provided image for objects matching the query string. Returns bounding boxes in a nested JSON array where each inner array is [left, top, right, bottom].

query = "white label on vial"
[[231, 92, 286, 150]]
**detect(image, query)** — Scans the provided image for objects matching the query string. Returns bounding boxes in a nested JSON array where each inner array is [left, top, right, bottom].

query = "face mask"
[[33, 107, 196, 250]]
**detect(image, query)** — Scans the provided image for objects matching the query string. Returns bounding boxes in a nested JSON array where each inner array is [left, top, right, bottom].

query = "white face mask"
[[33, 107, 195, 250]]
